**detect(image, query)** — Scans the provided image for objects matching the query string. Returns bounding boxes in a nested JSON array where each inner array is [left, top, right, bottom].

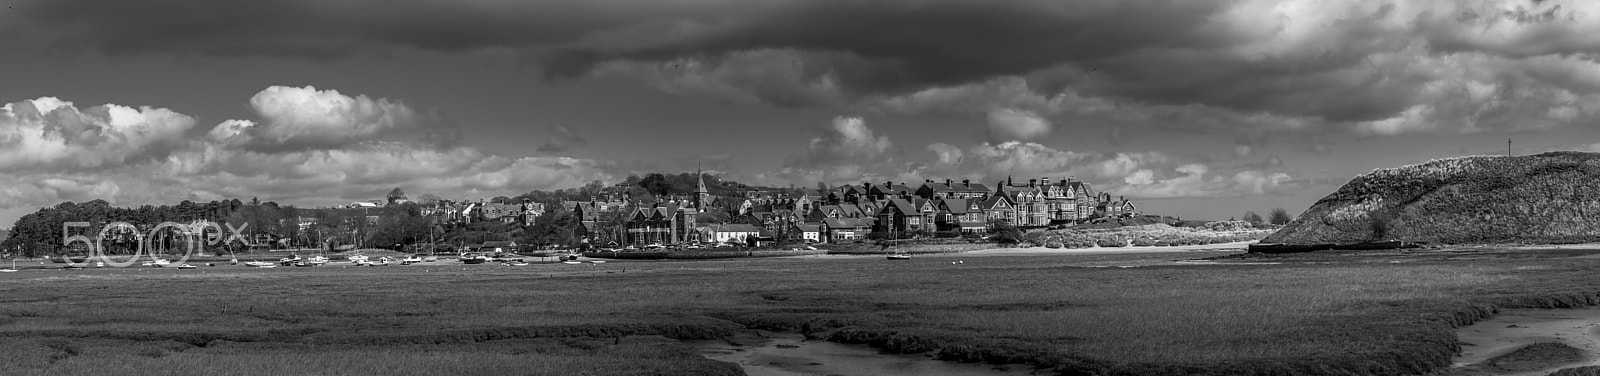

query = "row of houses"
[[567, 175, 1138, 246]]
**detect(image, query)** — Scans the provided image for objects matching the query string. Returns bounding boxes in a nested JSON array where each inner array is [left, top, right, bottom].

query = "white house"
[[797, 224, 821, 243], [702, 224, 761, 245]]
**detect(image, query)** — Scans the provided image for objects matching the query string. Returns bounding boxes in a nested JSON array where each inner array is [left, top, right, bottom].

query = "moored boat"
[[459, 253, 489, 264], [243, 261, 276, 268], [886, 254, 911, 260], [175, 263, 198, 270], [1247, 243, 1335, 254]]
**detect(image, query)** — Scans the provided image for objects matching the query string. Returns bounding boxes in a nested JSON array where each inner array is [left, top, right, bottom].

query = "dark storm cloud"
[[536, 125, 589, 153], [3, 0, 722, 58], [15, 0, 1600, 135], [6, 0, 1234, 100]]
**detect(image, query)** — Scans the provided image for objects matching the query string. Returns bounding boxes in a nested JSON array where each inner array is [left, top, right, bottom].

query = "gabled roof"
[[939, 198, 970, 214], [884, 197, 918, 215], [797, 224, 821, 232], [855, 201, 881, 215], [980, 195, 1014, 210], [867, 183, 913, 195]]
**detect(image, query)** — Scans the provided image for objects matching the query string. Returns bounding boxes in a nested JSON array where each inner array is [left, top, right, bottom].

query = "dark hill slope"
[[1264, 152, 1600, 245]]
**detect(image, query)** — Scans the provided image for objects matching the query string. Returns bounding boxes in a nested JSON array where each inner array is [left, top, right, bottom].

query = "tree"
[[1369, 210, 1392, 241], [387, 187, 408, 204], [638, 173, 673, 197], [1269, 207, 1292, 225], [1242, 211, 1263, 224], [987, 219, 1024, 245]]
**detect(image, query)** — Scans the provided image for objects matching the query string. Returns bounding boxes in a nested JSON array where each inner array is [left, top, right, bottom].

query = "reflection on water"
[[690, 332, 1039, 376]]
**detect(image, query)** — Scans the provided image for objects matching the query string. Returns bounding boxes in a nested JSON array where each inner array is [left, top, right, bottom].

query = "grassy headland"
[[1268, 151, 1600, 245]]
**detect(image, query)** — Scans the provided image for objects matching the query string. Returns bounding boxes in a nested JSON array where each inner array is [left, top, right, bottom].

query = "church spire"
[[694, 163, 711, 210], [695, 164, 709, 195]]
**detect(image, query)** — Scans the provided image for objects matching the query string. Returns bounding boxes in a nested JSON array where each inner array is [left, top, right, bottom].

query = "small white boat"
[[175, 264, 198, 270], [243, 261, 275, 268], [459, 254, 490, 264], [423, 256, 438, 262], [1, 259, 18, 272], [506, 262, 530, 266], [151, 259, 171, 267], [347, 254, 370, 264], [588, 260, 606, 264], [401, 255, 423, 265], [562, 261, 582, 265], [886, 254, 911, 260], [307, 256, 329, 265]]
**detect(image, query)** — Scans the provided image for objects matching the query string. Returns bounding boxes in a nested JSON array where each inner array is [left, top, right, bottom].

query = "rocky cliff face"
[[1264, 152, 1600, 245]]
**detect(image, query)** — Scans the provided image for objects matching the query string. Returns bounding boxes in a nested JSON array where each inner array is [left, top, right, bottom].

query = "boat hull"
[[1247, 243, 1334, 254]]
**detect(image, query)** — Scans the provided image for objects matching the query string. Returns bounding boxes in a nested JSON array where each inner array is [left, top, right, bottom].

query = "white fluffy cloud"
[[789, 116, 892, 166], [0, 97, 196, 171], [212, 85, 421, 151], [0, 88, 616, 210]]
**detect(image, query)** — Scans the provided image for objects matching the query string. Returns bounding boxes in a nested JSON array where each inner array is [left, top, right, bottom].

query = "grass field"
[[6, 248, 1600, 375]]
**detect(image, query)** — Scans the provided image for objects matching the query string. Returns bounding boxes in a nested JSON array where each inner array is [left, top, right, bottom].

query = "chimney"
[[962, 179, 970, 188], [945, 179, 952, 186], [1042, 177, 1050, 186], [1029, 179, 1037, 187]]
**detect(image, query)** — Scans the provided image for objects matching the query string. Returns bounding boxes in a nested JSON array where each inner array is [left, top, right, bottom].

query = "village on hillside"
[[396, 173, 1139, 250], [1, 173, 1145, 257]]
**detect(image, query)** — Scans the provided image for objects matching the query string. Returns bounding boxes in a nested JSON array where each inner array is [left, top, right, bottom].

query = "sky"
[[4, 0, 1600, 226]]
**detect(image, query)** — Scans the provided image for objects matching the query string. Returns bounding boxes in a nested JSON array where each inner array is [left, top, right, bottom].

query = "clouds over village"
[[0, 88, 617, 210]]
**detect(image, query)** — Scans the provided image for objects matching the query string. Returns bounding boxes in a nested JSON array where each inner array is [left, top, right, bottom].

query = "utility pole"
[[1508, 138, 1513, 157]]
